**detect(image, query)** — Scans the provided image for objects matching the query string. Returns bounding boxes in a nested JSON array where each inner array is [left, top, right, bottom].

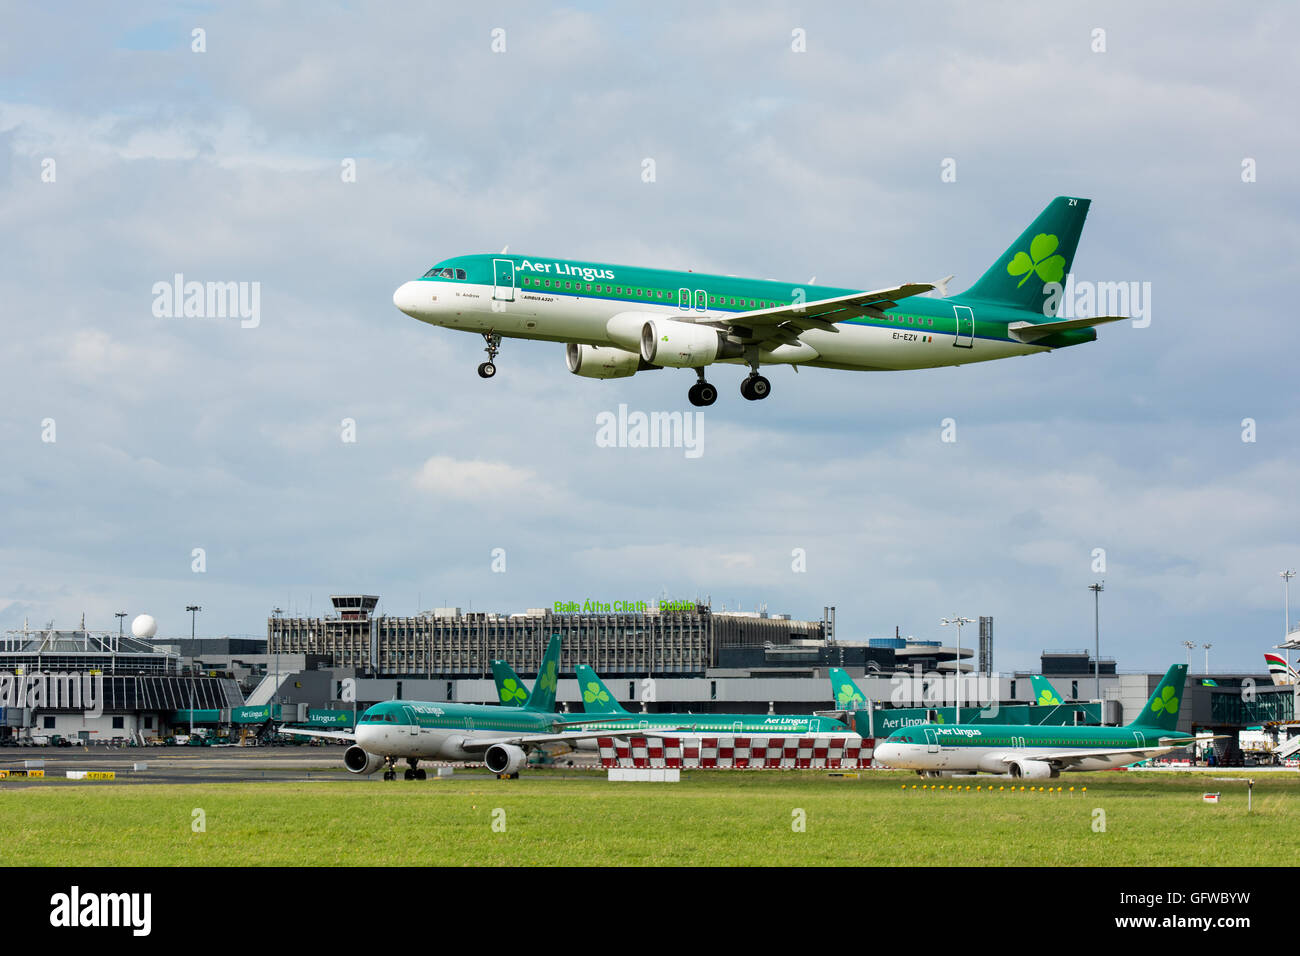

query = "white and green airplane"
[[288, 637, 649, 779], [393, 196, 1124, 405], [1029, 674, 1065, 705], [873, 665, 1214, 778]]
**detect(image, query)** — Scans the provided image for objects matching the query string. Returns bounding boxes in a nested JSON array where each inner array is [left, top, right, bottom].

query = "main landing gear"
[[382, 757, 427, 781], [739, 372, 771, 401], [478, 331, 502, 379], [688, 368, 718, 407]]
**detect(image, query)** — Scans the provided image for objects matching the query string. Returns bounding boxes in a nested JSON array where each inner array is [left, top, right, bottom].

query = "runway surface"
[[0, 745, 600, 787]]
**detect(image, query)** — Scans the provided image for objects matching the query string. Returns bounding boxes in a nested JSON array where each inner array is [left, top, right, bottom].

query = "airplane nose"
[[392, 281, 424, 317]]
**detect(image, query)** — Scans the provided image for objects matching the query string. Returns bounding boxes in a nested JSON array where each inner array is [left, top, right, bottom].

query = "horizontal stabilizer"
[[1007, 315, 1126, 342]]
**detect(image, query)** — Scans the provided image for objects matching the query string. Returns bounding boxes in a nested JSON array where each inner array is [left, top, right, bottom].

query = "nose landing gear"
[[478, 331, 502, 378]]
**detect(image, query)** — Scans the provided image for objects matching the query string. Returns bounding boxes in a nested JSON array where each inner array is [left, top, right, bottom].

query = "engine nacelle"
[[344, 746, 385, 775], [1008, 759, 1056, 779], [566, 343, 642, 379], [484, 743, 527, 776], [640, 318, 741, 368]]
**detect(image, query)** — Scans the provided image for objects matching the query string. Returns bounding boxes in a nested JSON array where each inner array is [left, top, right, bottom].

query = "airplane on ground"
[[1029, 675, 1065, 705], [1265, 653, 1299, 686], [286, 637, 649, 780], [873, 665, 1217, 778], [392, 196, 1125, 405], [570, 664, 850, 735]]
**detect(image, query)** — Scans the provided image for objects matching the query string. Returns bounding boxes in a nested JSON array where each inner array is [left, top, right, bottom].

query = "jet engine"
[[484, 743, 527, 776], [640, 319, 742, 368], [566, 344, 642, 379], [1008, 759, 1057, 779], [344, 746, 385, 775]]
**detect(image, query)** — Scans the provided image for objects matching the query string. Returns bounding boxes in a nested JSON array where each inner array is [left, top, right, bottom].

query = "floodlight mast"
[[940, 616, 974, 719]]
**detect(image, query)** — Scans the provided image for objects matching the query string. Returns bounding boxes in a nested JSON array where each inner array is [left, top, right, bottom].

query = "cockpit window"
[[422, 266, 463, 279]]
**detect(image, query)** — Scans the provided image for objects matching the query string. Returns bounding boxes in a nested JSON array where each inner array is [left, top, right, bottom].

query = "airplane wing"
[[1006, 315, 1126, 342], [278, 726, 357, 742], [457, 727, 684, 753], [549, 716, 640, 729], [695, 282, 935, 348], [998, 736, 1217, 770]]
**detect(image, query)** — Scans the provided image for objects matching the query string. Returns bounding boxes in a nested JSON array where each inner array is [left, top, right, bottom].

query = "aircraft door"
[[924, 729, 939, 753], [678, 287, 691, 311], [401, 706, 419, 736], [953, 305, 974, 348], [493, 259, 515, 302]]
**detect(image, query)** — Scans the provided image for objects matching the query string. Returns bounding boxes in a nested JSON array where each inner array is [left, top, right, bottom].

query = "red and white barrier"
[[596, 734, 875, 770]]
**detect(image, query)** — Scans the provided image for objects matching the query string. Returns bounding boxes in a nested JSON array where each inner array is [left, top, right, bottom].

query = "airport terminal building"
[[266, 596, 855, 678]]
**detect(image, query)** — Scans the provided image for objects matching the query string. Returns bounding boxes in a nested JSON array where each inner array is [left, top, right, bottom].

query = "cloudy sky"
[[1, 3, 1295, 673]]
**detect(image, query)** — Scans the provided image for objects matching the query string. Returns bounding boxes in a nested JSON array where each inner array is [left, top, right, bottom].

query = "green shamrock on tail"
[[583, 681, 609, 704], [836, 686, 864, 706], [1006, 233, 1066, 288], [1151, 686, 1180, 715], [1037, 689, 1061, 705], [499, 679, 526, 704], [537, 661, 557, 694]]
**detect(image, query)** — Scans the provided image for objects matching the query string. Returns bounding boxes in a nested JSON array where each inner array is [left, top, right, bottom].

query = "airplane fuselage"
[[354, 699, 570, 762], [392, 254, 1086, 374], [874, 723, 1196, 775]]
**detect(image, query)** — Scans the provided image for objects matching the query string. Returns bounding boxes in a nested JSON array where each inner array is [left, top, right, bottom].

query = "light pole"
[[1181, 640, 1196, 667], [1089, 583, 1104, 701], [114, 611, 126, 642], [1285, 571, 1298, 717], [1202, 643, 1212, 675], [186, 605, 201, 737], [940, 616, 974, 721]]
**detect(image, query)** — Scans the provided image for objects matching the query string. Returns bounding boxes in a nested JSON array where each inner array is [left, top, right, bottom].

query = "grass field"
[[3, 769, 1297, 866]]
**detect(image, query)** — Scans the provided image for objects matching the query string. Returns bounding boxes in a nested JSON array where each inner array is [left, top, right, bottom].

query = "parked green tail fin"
[[491, 660, 530, 706], [828, 667, 867, 709], [957, 196, 1091, 315], [1029, 675, 1063, 706], [574, 665, 628, 715], [522, 635, 562, 712], [1127, 664, 1188, 732]]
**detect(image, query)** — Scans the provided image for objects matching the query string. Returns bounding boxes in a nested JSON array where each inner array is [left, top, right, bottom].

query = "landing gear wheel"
[[383, 769, 396, 781], [415, 768, 427, 780], [740, 374, 770, 401], [403, 768, 415, 780], [688, 382, 718, 407], [478, 331, 502, 377]]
